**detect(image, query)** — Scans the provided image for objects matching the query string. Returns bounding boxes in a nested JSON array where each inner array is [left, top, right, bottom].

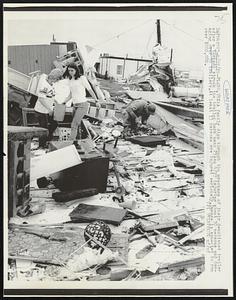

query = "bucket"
[[54, 103, 66, 121]]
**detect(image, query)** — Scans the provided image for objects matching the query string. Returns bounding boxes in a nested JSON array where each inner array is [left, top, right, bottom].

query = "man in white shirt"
[[34, 68, 63, 148]]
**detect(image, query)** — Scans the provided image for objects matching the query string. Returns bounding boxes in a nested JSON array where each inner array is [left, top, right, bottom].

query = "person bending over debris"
[[123, 99, 156, 131], [62, 63, 100, 140], [34, 68, 63, 148]]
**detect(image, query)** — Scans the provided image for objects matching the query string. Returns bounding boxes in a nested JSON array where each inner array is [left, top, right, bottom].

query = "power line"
[[160, 19, 204, 42], [92, 19, 153, 48], [142, 28, 155, 58]]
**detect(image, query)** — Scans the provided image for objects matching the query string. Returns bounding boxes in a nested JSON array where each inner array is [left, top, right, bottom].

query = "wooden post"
[[100, 56, 103, 75], [170, 48, 173, 63], [156, 19, 161, 45], [123, 54, 128, 79], [105, 57, 109, 74]]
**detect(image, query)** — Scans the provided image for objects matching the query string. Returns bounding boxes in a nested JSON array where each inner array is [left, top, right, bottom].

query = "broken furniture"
[[81, 119, 99, 140], [8, 68, 42, 126], [49, 139, 110, 193], [53, 49, 83, 72], [22, 108, 39, 127], [8, 126, 48, 218], [21, 107, 73, 127], [8, 67, 41, 97], [8, 67, 72, 127]]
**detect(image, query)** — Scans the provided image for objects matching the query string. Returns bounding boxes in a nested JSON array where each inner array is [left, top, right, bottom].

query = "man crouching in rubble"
[[34, 68, 63, 148], [123, 99, 156, 132]]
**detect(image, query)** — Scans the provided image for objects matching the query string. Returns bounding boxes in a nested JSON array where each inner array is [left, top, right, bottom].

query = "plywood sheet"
[[69, 203, 127, 225]]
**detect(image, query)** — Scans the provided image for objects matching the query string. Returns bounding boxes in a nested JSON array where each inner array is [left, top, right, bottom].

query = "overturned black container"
[[52, 157, 109, 193]]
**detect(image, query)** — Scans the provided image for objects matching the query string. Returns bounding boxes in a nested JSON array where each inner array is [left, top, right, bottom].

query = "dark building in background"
[[8, 42, 77, 75]]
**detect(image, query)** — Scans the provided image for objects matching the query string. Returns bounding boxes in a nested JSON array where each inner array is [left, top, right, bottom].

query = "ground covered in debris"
[[8, 91, 205, 282]]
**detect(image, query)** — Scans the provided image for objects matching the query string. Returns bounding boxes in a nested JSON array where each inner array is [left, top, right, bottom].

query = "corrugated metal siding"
[[8, 45, 60, 75]]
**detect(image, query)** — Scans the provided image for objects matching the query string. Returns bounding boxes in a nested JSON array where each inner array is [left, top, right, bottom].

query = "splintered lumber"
[[178, 226, 205, 245], [126, 90, 169, 103], [153, 230, 189, 253], [174, 156, 203, 171], [136, 244, 155, 259], [167, 256, 205, 271], [173, 151, 203, 157], [8, 255, 60, 265], [154, 105, 202, 134], [157, 102, 204, 119], [152, 104, 204, 150], [141, 221, 178, 232]]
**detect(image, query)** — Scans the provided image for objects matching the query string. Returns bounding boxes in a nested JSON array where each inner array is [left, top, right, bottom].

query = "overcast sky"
[[4, 10, 211, 71]]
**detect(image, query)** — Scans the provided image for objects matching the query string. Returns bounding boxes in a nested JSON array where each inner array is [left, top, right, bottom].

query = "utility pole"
[[156, 19, 161, 45], [123, 54, 128, 79]]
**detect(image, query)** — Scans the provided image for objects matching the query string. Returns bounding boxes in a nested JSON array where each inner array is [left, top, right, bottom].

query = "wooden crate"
[[87, 102, 116, 119], [56, 127, 71, 141]]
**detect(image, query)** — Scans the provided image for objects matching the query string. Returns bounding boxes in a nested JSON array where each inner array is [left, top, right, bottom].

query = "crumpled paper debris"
[[66, 247, 119, 272]]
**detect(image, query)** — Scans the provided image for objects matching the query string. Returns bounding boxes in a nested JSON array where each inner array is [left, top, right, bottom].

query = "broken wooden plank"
[[157, 102, 203, 120], [153, 230, 189, 253], [174, 156, 203, 171], [173, 151, 203, 157], [8, 126, 48, 141], [141, 221, 178, 232], [30, 188, 60, 198], [167, 256, 205, 271], [178, 226, 205, 245]]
